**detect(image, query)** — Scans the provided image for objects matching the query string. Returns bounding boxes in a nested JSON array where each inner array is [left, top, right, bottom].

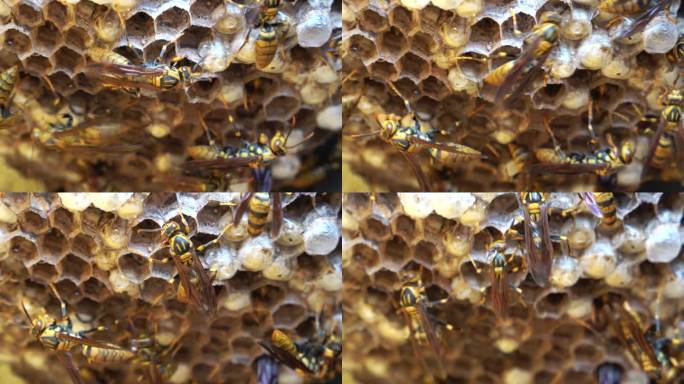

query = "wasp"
[[0, 65, 18, 120], [126, 320, 181, 384], [594, 295, 681, 382], [641, 88, 683, 179], [20, 284, 126, 384], [344, 82, 484, 191], [140, 195, 216, 315], [196, 193, 284, 256], [579, 193, 621, 232], [481, 233, 527, 323], [184, 117, 313, 192], [397, 268, 453, 379], [485, 12, 561, 105], [258, 314, 341, 381], [667, 35, 683, 65], [85, 56, 201, 94], [600, 0, 676, 39]]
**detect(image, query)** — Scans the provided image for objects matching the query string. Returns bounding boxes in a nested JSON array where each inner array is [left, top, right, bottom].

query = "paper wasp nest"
[[342, 0, 683, 191], [0, 0, 341, 191], [342, 193, 684, 383], [0, 192, 342, 383]]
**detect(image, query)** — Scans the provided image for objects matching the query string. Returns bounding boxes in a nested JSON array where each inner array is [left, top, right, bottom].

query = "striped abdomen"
[[651, 133, 674, 169], [599, 0, 650, 14], [170, 234, 193, 263], [248, 192, 271, 236], [255, 24, 279, 69], [187, 145, 223, 160], [595, 193, 619, 230], [82, 345, 135, 364], [430, 144, 482, 167]]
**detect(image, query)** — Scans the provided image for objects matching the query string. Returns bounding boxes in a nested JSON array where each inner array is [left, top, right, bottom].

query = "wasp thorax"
[[540, 11, 562, 25], [270, 131, 287, 155], [161, 222, 180, 238]]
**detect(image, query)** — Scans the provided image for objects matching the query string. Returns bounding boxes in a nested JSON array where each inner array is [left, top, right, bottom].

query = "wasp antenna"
[[343, 130, 382, 138], [286, 129, 315, 150], [137, 227, 163, 233], [20, 299, 33, 324]]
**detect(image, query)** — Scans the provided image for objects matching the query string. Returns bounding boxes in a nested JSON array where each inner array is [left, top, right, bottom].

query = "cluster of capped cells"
[[342, 0, 683, 190], [342, 193, 684, 383], [0, 0, 341, 191], [0, 192, 342, 383]]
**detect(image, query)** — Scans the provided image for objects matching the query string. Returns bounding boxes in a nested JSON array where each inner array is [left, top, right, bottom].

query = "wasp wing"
[[182, 156, 262, 171], [56, 333, 125, 350], [579, 193, 603, 217], [233, 192, 253, 226], [490, 266, 509, 321], [56, 350, 85, 384], [399, 150, 432, 192], [271, 193, 283, 237], [493, 36, 544, 105], [416, 302, 447, 379], [641, 115, 667, 179], [519, 195, 551, 287], [169, 253, 203, 310], [503, 52, 552, 107], [673, 121, 684, 174], [615, 0, 673, 40], [615, 303, 660, 369], [526, 162, 611, 174], [189, 248, 217, 316], [408, 136, 483, 158]]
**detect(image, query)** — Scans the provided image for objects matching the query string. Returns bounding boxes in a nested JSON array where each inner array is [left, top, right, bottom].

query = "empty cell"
[[177, 25, 213, 51], [58, 253, 91, 282], [360, 216, 391, 242], [30, 261, 58, 282], [140, 277, 170, 303], [380, 236, 410, 268], [347, 34, 378, 64], [377, 28, 407, 62], [397, 52, 430, 82], [358, 7, 388, 33], [24, 55, 53, 76], [187, 78, 220, 103], [388, 6, 417, 32], [10, 236, 38, 262], [156, 7, 191, 36], [33, 22, 63, 55], [420, 75, 449, 100], [19, 210, 49, 234], [45, 1, 71, 28], [125, 12, 155, 46], [369, 60, 397, 81], [469, 17, 500, 45], [272, 303, 307, 327], [82, 276, 110, 301], [251, 284, 286, 308], [39, 229, 68, 262], [47, 72, 76, 96], [118, 252, 151, 283], [49, 207, 77, 237], [413, 240, 439, 266], [52, 46, 84, 74], [419, 5, 445, 34], [190, 0, 223, 19], [3, 29, 32, 55], [230, 336, 255, 355], [264, 95, 300, 121], [14, 3, 43, 27]]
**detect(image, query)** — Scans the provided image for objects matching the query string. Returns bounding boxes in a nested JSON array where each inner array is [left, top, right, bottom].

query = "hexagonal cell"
[[80, 206, 105, 235], [3, 28, 32, 56], [186, 78, 220, 103], [263, 94, 300, 121], [189, 0, 223, 19], [241, 309, 271, 334], [48, 207, 77, 238], [379, 236, 410, 269], [74, 297, 100, 323], [420, 74, 450, 101], [24, 54, 53, 76], [501, 13, 535, 38], [231, 335, 256, 355], [53, 279, 81, 303], [74, 72, 100, 94], [392, 77, 420, 103], [32, 22, 63, 56], [532, 83, 565, 108], [418, 5, 446, 35], [360, 216, 391, 242], [469, 18, 500, 46], [250, 284, 286, 309], [272, 303, 307, 328], [69, 234, 97, 259], [29, 261, 58, 282], [9, 235, 38, 263], [372, 269, 400, 292], [118, 252, 151, 283], [64, 26, 90, 51], [51, 46, 84, 75], [45, 1, 71, 28], [397, 52, 430, 83], [391, 214, 417, 245], [347, 34, 378, 65], [48, 71, 78, 96], [409, 32, 436, 59], [177, 25, 212, 52], [212, 362, 251, 383], [125, 12, 155, 46], [82, 276, 110, 302], [13, 3, 43, 27], [156, 6, 191, 36], [358, 6, 388, 33], [412, 240, 439, 267], [38, 229, 68, 262], [388, 6, 418, 33], [350, 243, 380, 269], [18, 209, 49, 234], [368, 59, 398, 81], [58, 253, 91, 283], [377, 27, 407, 63], [573, 342, 603, 365], [140, 276, 170, 303]]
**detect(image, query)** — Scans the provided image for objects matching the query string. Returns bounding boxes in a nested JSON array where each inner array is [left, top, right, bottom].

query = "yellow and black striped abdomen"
[[170, 234, 193, 260], [271, 329, 299, 357], [484, 60, 515, 86], [255, 24, 279, 69], [82, 345, 135, 364], [595, 193, 618, 229], [652, 134, 674, 169], [248, 193, 271, 236]]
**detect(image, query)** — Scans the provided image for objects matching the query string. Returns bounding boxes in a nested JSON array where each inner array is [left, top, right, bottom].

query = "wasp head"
[[665, 89, 683, 105], [376, 113, 400, 140], [161, 221, 180, 240], [270, 131, 288, 156]]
